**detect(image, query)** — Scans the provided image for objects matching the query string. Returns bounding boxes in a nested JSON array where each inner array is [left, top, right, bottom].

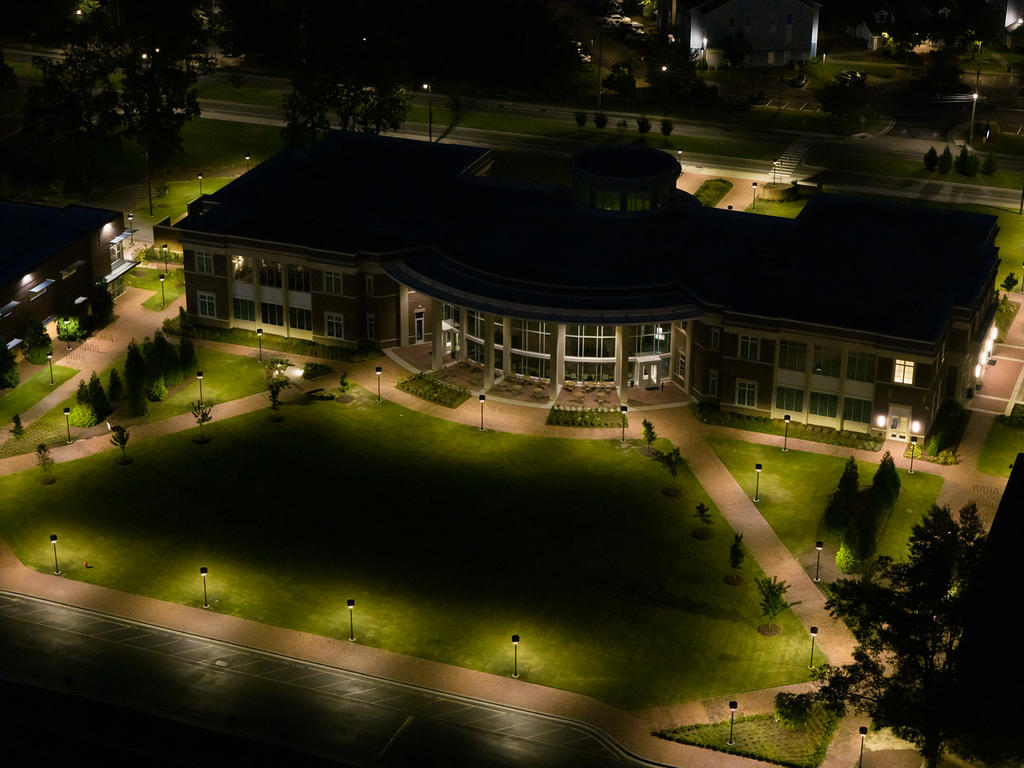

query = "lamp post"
[[969, 92, 978, 145], [256, 328, 263, 362], [511, 634, 519, 678], [63, 407, 71, 444], [127, 212, 134, 245], [159, 273, 166, 308], [375, 366, 383, 402], [858, 726, 868, 768], [814, 540, 823, 582], [50, 534, 60, 575], [908, 435, 918, 474], [809, 626, 818, 669], [47, 351, 54, 386], [751, 181, 758, 211], [347, 598, 355, 641], [753, 463, 763, 502], [479, 393, 486, 431], [728, 700, 737, 745], [821, 52, 826, 81], [422, 83, 432, 142], [620, 404, 628, 444], [703, 37, 708, 69], [783, 413, 790, 452], [200, 566, 209, 608], [196, 370, 204, 406], [245, 154, 251, 171], [161, 243, 168, 272], [772, 158, 779, 185], [677, 149, 683, 175], [197, 173, 204, 196]]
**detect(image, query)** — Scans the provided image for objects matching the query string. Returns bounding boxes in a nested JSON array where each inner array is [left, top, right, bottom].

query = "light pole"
[[783, 413, 790, 452], [858, 726, 868, 768], [50, 534, 60, 575], [161, 243, 168, 272], [159, 273, 166, 308], [620, 404, 628, 444], [751, 181, 758, 211], [197, 172, 204, 196], [200, 566, 209, 608], [969, 92, 978, 145], [47, 351, 54, 386], [245, 154, 251, 171], [347, 598, 355, 641], [728, 700, 737, 745], [127, 212, 134, 245], [772, 158, 779, 184], [512, 634, 519, 678], [814, 540, 823, 582], [479, 393, 486, 431], [196, 370, 204, 406], [677, 149, 683, 175], [703, 37, 708, 69], [63, 407, 71, 444], [908, 435, 918, 474], [256, 328, 263, 362], [821, 52, 826, 81], [375, 366, 383, 402], [422, 83, 432, 142], [809, 626, 818, 669], [753, 463, 762, 502]]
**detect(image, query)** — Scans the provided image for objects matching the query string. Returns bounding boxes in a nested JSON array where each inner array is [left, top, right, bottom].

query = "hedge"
[[546, 405, 626, 428], [395, 373, 470, 408]]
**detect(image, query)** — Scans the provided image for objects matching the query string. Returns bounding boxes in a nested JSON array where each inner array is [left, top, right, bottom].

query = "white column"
[[457, 307, 468, 361], [431, 297, 444, 371], [615, 325, 629, 404], [670, 321, 681, 387], [483, 312, 495, 390], [551, 323, 566, 399]]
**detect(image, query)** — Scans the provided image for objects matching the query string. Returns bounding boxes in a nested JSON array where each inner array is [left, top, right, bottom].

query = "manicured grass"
[[658, 705, 839, 768], [976, 419, 1023, 478], [194, 78, 285, 109], [747, 198, 808, 218], [995, 298, 1020, 341], [125, 268, 186, 311], [708, 438, 943, 564], [0, 365, 77, 426], [131, 177, 232, 229], [0, 389, 822, 709], [695, 178, 733, 208]]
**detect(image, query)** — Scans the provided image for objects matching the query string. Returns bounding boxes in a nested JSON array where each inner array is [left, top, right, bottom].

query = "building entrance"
[[888, 405, 911, 441]]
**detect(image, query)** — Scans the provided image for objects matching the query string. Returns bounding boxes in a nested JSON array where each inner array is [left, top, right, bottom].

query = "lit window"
[[736, 380, 757, 407], [232, 255, 252, 282], [197, 291, 216, 318], [196, 252, 215, 274], [893, 359, 915, 385], [325, 312, 344, 339], [739, 335, 759, 361]]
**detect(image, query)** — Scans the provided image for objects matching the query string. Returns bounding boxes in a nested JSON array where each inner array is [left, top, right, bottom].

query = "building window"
[[232, 297, 255, 321], [566, 325, 616, 358], [893, 359, 915, 385], [847, 352, 876, 383], [709, 369, 719, 397], [778, 340, 807, 371], [843, 397, 872, 424], [261, 301, 284, 326], [736, 380, 757, 407], [710, 327, 720, 351], [289, 306, 312, 331], [232, 255, 252, 282], [365, 275, 374, 295], [366, 312, 376, 339], [197, 291, 216, 319], [678, 352, 686, 378], [809, 391, 839, 418], [775, 386, 803, 412], [324, 271, 343, 294], [813, 345, 841, 377], [259, 261, 282, 288], [196, 251, 215, 274], [287, 266, 310, 293], [325, 312, 344, 339], [739, 335, 759, 361]]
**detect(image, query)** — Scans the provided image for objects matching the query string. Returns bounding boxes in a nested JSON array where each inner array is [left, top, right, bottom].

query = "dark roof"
[[0, 200, 119, 286], [572, 145, 679, 180]]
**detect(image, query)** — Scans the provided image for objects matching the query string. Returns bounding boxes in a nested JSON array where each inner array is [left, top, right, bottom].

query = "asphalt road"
[[0, 590, 646, 767]]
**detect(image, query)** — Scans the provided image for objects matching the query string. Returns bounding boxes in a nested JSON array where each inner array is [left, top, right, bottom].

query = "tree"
[[814, 504, 987, 768], [191, 400, 213, 443], [1002, 272, 1019, 294], [108, 368, 123, 402], [88, 371, 111, 419], [10, 413, 24, 440], [817, 82, 866, 120], [642, 418, 656, 449], [660, 118, 673, 137], [635, 115, 651, 134], [110, 425, 131, 463], [729, 533, 745, 570], [955, 145, 979, 177], [23, 316, 52, 365], [603, 62, 636, 99], [593, 112, 608, 129], [755, 575, 796, 631], [574, 110, 587, 128], [694, 502, 712, 526], [339, 370, 351, 393], [76, 380, 90, 406], [178, 335, 196, 370], [937, 145, 953, 175], [36, 443, 54, 478], [982, 152, 997, 176], [89, 279, 114, 321], [721, 31, 753, 67], [824, 456, 859, 533], [775, 692, 814, 729], [0, 336, 18, 389], [124, 339, 148, 416], [664, 447, 681, 478], [923, 146, 938, 171], [869, 450, 900, 512]]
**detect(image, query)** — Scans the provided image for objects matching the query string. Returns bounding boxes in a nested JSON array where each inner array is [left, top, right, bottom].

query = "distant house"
[[685, 0, 821, 67], [849, 3, 952, 49]]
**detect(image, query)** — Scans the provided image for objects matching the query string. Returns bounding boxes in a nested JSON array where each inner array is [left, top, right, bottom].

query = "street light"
[[197, 172, 204, 195], [783, 413, 790, 452], [196, 370, 204, 406], [256, 328, 263, 362], [479, 393, 486, 431], [375, 366, 383, 402], [753, 463, 763, 502], [703, 37, 708, 69], [127, 212, 134, 245], [159, 273, 166, 308], [620, 404, 628, 444], [969, 92, 978, 145], [751, 181, 758, 211], [63, 407, 71, 444], [728, 700, 737, 745], [245, 154, 251, 171], [161, 243, 168, 272], [677, 149, 683, 175], [772, 158, 779, 185], [814, 540, 824, 582], [422, 83, 432, 143], [511, 634, 520, 678], [200, 566, 209, 608], [347, 598, 355, 641], [50, 534, 60, 575], [908, 435, 918, 474], [47, 351, 54, 386], [858, 726, 868, 768], [809, 626, 818, 669]]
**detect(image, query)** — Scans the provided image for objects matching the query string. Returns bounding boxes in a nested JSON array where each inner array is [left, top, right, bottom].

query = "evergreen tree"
[[982, 152, 998, 175], [0, 336, 18, 389], [108, 368, 123, 402], [938, 145, 953, 174], [23, 316, 52, 364], [76, 379, 90, 406], [10, 413, 24, 439], [89, 279, 114, 320], [923, 146, 938, 171], [636, 115, 651, 134], [755, 576, 796, 631], [869, 450, 901, 511], [824, 457, 859, 533], [642, 418, 656, 448], [88, 371, 111, 418], [124, 339, 148, 416], [574, 110, 587, 127], [593, 112, 607, 129], [178, 335, 196, 371], [660, 118, 674, 137], [729, 533, 745, 570]]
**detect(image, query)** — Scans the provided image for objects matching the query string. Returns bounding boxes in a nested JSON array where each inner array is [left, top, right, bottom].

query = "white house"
[[685, 0, 821, 67]]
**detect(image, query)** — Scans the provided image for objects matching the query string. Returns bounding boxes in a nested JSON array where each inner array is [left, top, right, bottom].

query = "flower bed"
[[547, 405, 624, 428], [396, 373, 470, 408]]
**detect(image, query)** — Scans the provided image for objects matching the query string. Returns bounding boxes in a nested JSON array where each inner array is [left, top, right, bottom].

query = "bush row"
[[546, 405, 625, 428], [691, 403, 881, 451], [395, 373, 470, 408]]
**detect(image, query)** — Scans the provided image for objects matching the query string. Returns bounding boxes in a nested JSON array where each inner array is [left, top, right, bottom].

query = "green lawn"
[[695, 178, 733, 208], [125, 268, 187, 310], [132, 177, 233, 228], [0, 365, 77, 426], [708, 438, 943, 564], [977, 419, 1024, 478], [194, 78, 285, 109], [0, 388, 822, 709], [747, 199, 808, 217]]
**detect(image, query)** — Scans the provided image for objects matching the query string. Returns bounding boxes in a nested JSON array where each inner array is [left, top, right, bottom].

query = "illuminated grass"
[[977, 419, 1023, 478], [125, 268, 186, 311], [3, 388, 822, 709], [0, 365, 78, 426]]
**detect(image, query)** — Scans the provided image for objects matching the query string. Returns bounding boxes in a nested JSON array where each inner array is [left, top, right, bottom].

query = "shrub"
[[147, 379, 168, 402], [23, 316, 52, 365], [88, 371, 111, 418], [933, 449, 959, 465], [395, 373, 470, 408], [924, 400, 969, 456], [69, 403, 98, 428], [775, 692, 814, 729], [10, 413, 24, 439], [594, 112, 608, 129], [938, 145, 953, 174], [982, 152, 998, 175], [339, 370, 351, 393], [660, 118, 673, 136], [108, 369, 123, 402], [574, 110, 587, 128], [923, 146, 938, 171], [303, 362, 332, 380], [636, 115, 651, 134], [835, 542, 859, 573], [545, 405, 624, 428], [0, 335, 18, 388]]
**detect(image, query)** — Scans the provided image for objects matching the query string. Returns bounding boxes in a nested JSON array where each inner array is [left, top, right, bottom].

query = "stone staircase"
[[772, 136, 814, 183]]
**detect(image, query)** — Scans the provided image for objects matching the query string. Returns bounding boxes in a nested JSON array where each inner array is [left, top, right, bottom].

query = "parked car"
[[624, 31, 646, 46], [835, 69, 866, 87], [578, 52, 592, 64], [749, 90, 768, 105], [788, 73, 807, 88]]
